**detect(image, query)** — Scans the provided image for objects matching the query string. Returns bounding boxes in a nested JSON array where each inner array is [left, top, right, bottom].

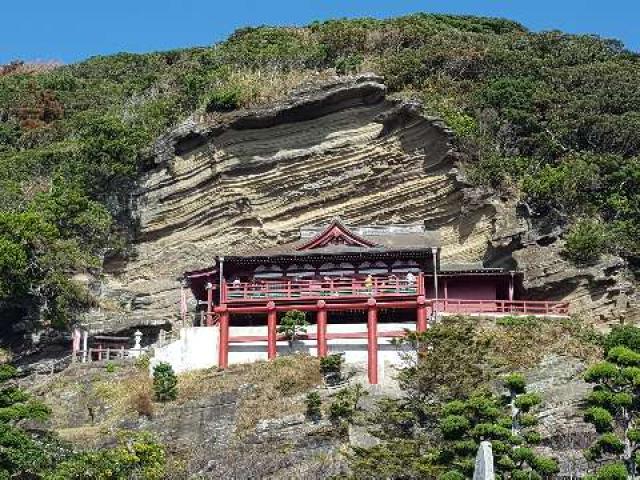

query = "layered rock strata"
[[85, 73, 636, 331]]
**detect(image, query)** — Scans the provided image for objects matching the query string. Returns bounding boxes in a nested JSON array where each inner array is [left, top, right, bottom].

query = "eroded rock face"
[[529, 355, 595, 477], [85, 73, 636, 332]]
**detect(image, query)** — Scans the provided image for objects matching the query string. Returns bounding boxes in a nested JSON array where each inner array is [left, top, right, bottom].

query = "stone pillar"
[[367, 298, 378, 385], [218, 305, 229, 368], [416, 295, 428, 333], [267, 301, 277, 360], [71, 327, 81, 362], [473, 441, 495, 480], [316, 300, 327, 357]]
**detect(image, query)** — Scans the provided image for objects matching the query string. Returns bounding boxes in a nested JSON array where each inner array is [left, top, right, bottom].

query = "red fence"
[[436, 299, 569, 316], [223, 274, 424, 303], [215, 274, 569, 316]]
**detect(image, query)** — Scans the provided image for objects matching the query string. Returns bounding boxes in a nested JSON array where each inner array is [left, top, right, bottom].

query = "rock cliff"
[[84, 73, 636, 332]]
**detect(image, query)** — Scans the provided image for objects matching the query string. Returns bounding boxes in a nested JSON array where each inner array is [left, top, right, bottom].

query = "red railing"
[[223, 274, 423, 303], [436, 299, 569, 316]]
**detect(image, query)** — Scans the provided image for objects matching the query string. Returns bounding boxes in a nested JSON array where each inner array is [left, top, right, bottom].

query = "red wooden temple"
[[183, 219, 568, 383]]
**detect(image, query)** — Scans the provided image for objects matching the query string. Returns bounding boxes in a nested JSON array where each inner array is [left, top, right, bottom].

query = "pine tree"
[[277, 310, 308, 350], [583, 345, 640, 477], [438, 380, 558, 479], [153, 362, 178, 402]]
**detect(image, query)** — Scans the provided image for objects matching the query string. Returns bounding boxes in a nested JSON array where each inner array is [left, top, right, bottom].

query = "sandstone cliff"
[[83, 74, 636, 332]]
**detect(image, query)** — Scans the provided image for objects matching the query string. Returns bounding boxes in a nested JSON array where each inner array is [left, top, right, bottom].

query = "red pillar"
[[206, 282, 214, 326], [316, 300, 327, 357], [218, 305, 229, 368], [367, 298, 378, 385], [267, 301, 277, 360], [416, 295, 427, 333]]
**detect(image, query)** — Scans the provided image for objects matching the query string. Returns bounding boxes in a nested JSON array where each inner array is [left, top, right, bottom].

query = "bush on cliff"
[[563, 218, 608, 265], [153, 362, 178, 402]]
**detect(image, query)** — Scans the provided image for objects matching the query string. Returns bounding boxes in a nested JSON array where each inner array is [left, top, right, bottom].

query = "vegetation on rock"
[[0, 363, 166, 478], [320, 353, 345, 386], [436, 390, 556, 478], [345, 315, 598, 479], [305, 391, 322, 421]]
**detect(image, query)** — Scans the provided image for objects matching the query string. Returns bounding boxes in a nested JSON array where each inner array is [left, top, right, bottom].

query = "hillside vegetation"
[[0, 14, 639, 330]]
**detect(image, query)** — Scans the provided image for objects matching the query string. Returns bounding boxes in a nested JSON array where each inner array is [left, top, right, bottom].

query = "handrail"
[[437, 298, 569, 315], [224, 274, 422, 302], [218, 274, 568, 315]]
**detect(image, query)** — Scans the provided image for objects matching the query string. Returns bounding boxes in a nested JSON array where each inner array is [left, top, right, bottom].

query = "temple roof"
[[183, 220, 515, 278], [233, 218, 441, 258]]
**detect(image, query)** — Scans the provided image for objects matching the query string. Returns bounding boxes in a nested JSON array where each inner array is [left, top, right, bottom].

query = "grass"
[[216, 68, 335, 111], [32, 363, 152, 445], [479, 315, 602, 369], [177, 354, 322, 434], [36, 354, 322, 445]]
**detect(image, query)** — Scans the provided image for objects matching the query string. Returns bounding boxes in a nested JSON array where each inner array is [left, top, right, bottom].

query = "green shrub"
[[105, 361, 116, 373], [135, 353, 151, 370], [329, 384, 367, 425], [439, 470, 465, 480], [514, 392, 542, 412], [204, 87, 240, 112], [504, 373, 526, 394], [152, 362, 178, 402], [603, 325, 640, 354], [563, 219, 607, 264], [305, 391, 322, 420], [440, 415, 471, 440], [607, 345, 640, 366], [584, 407, 613, 433], [320, 353, 343, 375], [495, 315, 537, 327], [334, 54, 363, 74], [47, 431, 165, 480], [595, 463, 628, 480], [320, 353, 344, 386]]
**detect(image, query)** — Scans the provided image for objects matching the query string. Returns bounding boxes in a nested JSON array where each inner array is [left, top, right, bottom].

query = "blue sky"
[[2, 0, 638, 64]]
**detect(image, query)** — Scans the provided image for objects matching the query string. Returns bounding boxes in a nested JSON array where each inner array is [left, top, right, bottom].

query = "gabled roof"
[[227, 219, 441, 260], [296, 217, 378, 250]]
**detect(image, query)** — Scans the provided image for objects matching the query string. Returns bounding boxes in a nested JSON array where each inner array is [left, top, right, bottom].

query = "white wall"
[[150, 323, 415, 382], [150, 326, 219, 374], [227, 322, 415, 381]]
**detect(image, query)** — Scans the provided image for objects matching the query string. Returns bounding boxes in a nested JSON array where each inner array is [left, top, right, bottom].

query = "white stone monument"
[[129, 330, 144, 358], [473, 441, 494, 480]]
